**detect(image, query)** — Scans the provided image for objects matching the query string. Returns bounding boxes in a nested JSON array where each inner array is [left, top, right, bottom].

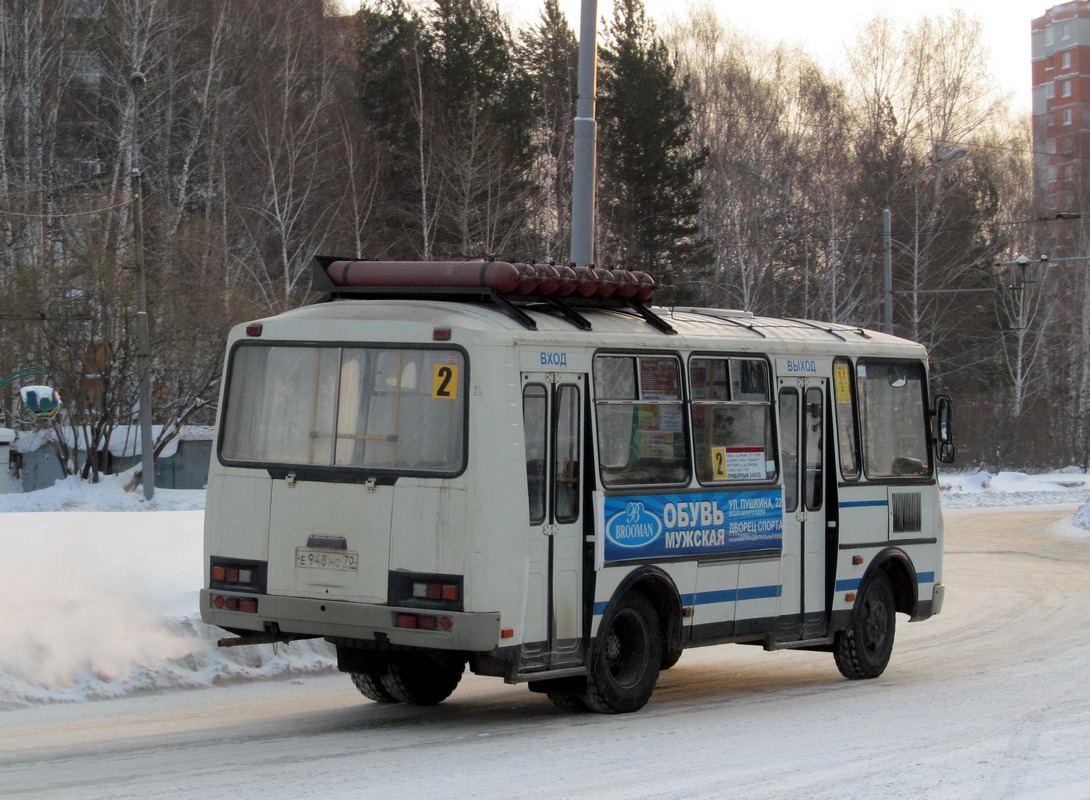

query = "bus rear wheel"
[[583, 592, 661, 714], [547, 692, 589, 712], [834, 569, 896, 680], [381, 652, 465, 705], [350, 671, 400, 703]]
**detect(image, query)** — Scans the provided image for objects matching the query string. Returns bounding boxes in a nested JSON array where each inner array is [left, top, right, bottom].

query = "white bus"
[[201, 258, 952, 714]]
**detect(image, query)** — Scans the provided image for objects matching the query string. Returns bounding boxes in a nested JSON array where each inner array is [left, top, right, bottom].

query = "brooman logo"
[[605, 501, 663, 549]]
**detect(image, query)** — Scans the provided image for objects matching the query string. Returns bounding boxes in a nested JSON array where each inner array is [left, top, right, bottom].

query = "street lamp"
[[882, 146, 968, 335]]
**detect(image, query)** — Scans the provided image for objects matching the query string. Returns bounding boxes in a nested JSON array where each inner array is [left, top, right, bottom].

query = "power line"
[[0, 200, 129, 219]]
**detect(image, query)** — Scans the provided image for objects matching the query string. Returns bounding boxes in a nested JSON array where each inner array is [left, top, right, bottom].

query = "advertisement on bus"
[[595, 489, 784, 565]]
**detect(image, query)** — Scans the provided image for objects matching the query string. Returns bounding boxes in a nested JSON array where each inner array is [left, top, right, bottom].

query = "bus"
[[200, 258, 952, 714]]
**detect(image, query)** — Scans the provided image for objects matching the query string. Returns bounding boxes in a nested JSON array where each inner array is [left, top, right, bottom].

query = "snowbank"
[[1076, 502, 1090, 533], [0, 469, 1086, 709], [939, 467, 1090, 509], [0, 473, 335, 709], [0, 473, 206, 512]]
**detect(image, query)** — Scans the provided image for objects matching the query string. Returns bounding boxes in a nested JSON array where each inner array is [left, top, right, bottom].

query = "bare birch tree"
[[669, 12, 805, 311], [848, 12, 1004, 349], [234, 1, 338, 311], [517, 0, 578, 262]]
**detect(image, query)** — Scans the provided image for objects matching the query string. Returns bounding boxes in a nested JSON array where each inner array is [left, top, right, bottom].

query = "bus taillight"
[[212, 595, 259, 613], [412, 581, 460, 603], [395, 612, 453, 631], [209, 558, 266, 593], [388, 571, 464, 611]]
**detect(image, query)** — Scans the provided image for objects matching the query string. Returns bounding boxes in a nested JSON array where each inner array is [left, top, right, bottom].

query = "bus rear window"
[[220, 344, 466, 474]]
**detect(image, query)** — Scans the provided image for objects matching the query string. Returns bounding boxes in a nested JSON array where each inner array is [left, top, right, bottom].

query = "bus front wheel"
[[834, 569, 896, 680], [583, 591, 662, 714]]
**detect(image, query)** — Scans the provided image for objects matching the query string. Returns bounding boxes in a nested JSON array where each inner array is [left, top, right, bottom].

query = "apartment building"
[[1032, 0, 1090, 213]]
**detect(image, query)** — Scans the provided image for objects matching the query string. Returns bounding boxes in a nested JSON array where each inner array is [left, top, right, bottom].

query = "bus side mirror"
[[935, 395, 955, 464]]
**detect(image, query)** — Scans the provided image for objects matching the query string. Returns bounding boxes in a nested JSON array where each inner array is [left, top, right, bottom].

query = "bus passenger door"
[[521, 373, 585, 670], [777, 380, 828, 640]]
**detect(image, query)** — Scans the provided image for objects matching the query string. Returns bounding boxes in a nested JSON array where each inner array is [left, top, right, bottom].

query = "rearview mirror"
[[934, 394, 954, 464]]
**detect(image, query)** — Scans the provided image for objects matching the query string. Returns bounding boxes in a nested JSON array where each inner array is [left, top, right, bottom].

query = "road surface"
[[2, 506, 1089, 799]]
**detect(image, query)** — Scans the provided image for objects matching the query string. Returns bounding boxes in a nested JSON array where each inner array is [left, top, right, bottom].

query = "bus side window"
[[803, 387, 823, 511], [778, 389, 799, 513], [594, 354, 689, 487], [833, 357, 860, 480], [690, 356, 774, 485], [554, 384, 580, 523], [523, 385, 548, 524]]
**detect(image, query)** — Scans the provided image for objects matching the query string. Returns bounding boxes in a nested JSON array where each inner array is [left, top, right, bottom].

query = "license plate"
[[295, 548, 359, 571]]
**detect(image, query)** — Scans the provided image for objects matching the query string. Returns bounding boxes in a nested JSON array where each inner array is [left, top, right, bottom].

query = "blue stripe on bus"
[[593, 574, 935, 616], [839, 500, 889, 508], [593, 585, 782, 616], [837, 571, 936, 593]]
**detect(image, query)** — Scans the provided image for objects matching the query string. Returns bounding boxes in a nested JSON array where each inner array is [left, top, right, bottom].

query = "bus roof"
[[267, 257, 926, 357], [241, 296, 926, 358]]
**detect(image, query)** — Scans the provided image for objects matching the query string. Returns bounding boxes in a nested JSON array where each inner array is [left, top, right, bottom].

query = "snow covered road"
[[2, 505, 1090, 799]]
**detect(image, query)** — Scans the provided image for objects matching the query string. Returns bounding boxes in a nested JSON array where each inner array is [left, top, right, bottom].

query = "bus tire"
[[547, 692, 590, 712], [382, 653, 465, 705], [660, 644, 683, 670], [834, 569, 896, 680], [583, 592, 662, 714], [350, 671, 400, 703]]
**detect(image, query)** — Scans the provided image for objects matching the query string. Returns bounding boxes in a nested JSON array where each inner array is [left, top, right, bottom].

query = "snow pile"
[[0, 473, 335, 710], [940, 467, 1090, 511], [0, 473, 206, 512], [1076, 502, 1090, 533], [0, 468, 1087, 709]]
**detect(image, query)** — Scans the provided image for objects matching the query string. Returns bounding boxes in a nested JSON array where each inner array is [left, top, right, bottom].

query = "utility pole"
[[882, 208, 892, 334], [570, 0, 597, 267], [882, 146, 968, 336], [131, 71, 154, 500]]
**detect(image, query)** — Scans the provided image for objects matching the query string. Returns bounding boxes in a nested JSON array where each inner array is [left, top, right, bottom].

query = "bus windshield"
[[856, 359, 930, 478], [219, 344, 466, 474]]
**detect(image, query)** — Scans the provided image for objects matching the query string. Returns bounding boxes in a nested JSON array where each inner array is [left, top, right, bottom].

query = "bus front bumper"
[[931, 583, 945, 615]]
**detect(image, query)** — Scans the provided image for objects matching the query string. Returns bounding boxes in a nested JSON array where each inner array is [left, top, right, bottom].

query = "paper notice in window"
[[712, 446, 766, 481]]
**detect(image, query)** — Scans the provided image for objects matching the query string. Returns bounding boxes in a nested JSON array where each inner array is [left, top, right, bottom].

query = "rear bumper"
[[199, 589, 501, 651]]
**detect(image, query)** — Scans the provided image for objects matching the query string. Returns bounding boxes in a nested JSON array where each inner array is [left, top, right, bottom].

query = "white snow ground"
[[0, 468, 1087, 710], [0, 473, 335, 709]]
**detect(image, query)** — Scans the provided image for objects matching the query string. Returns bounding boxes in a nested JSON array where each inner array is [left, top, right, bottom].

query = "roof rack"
[[311, 256, 676, 334]]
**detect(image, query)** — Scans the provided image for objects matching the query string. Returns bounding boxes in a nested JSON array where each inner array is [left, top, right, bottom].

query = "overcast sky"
[[341, 0, 1050, 112], [521, 0, 1049, 112]]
